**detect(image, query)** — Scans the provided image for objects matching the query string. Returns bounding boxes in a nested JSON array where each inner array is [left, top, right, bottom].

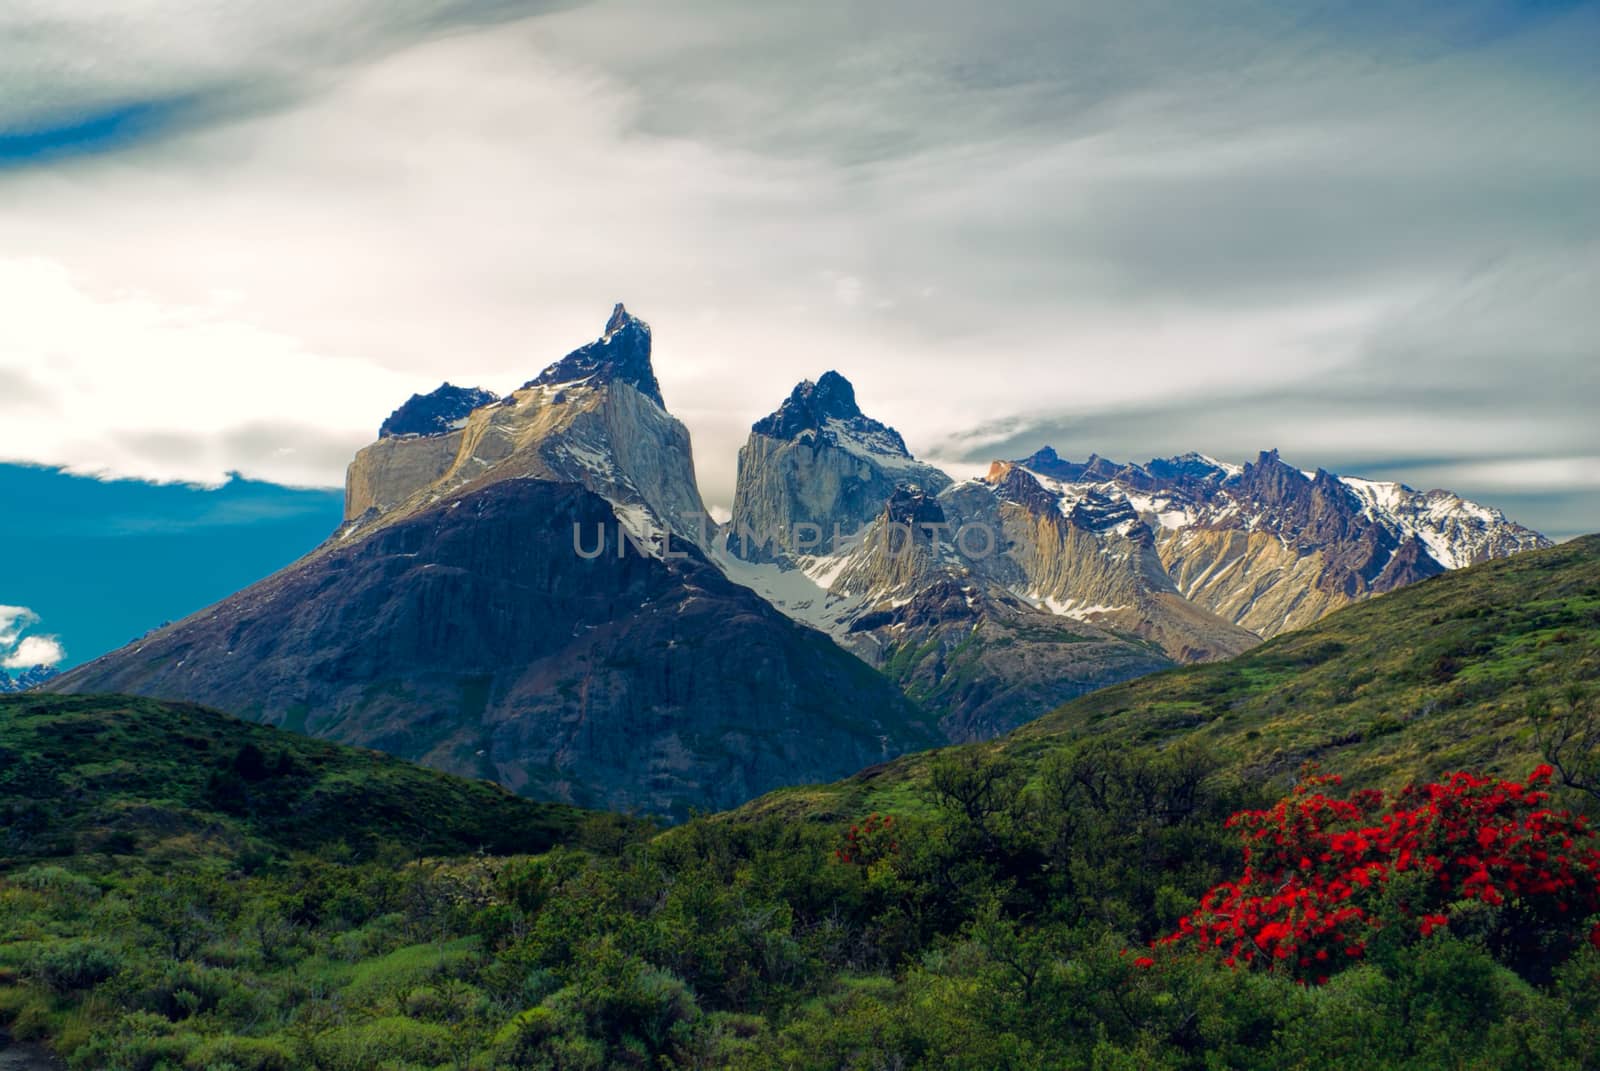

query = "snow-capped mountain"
[[719, 378, 1550, 735], [967, 462, 1260, 661], [1010, 447, 1552, 638], [42, 305, 1559, 803], [0, 665, 59, 694]]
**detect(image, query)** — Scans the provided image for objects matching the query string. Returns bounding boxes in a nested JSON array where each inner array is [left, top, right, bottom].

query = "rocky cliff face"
[[968, 464, 1260, 662], [342, 305, 708, 551], [726, 372, 951, 562], [49, 307, 938, 817], [1009, 447, 1551, 638]]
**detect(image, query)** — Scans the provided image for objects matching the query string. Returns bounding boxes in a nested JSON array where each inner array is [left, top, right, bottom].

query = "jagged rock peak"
[[1234, 448, 1312, 494], [752, 370, 909, 455], [379, 382, 499, 438], [1015, 447, 1126, 483], [526, 302, 664, 407]]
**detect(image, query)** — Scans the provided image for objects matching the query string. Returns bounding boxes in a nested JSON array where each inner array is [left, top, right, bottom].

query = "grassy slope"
[[737, 533, 1600, 822], [0, 694, 612, 867]]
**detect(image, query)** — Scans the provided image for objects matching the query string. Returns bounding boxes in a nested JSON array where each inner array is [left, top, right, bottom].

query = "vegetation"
[[1, 537, 1597, 1068]]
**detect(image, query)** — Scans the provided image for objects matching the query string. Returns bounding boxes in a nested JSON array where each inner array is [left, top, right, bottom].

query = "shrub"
[[11, 865, 101, 900], [33, 941, 122, 994]]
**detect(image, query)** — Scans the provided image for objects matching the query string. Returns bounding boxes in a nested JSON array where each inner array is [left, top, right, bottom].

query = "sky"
[[0, 465, 342, 671], [0, 1, 1596, 670]]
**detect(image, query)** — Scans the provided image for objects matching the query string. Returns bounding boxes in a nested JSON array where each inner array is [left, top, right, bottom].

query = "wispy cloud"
[[0, 605, 64, 668], [0, 0, 1594, 540], [0, 605, 36, 648]]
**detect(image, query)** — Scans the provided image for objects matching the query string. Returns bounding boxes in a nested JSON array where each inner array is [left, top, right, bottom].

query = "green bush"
[[33, 940, 122, 993]]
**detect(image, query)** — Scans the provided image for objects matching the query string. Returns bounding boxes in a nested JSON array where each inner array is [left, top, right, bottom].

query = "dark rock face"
[[751, 370, 908, 454], [1067, 489, 1141, 534], [526, 303, 664, 407], [1144, 453, 1234, 485], [379, 383, 499, 438], [991, 464, 1061, 516], [883, 487, 946, 531], [1020, 448, 1128, 484], [49, 479, 936, 818]]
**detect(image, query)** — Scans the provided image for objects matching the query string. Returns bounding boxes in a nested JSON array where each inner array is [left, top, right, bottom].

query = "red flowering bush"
[[834, 813, 898, 868], [1154, 765, 1600, 983]]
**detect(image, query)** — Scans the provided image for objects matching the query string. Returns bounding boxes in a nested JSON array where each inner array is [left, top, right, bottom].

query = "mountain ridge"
[[40, 307, 1558, 813]]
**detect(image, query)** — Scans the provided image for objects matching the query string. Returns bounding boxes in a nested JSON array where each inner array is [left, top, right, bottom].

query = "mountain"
[[717, 375, 1188, 741], [0, 665, 59, 694], [1013, 447, 1551, 638], [737, 532, 1600, 823], [48, 307, 937, 818]]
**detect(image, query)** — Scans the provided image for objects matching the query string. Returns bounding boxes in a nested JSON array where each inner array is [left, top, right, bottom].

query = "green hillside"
[[0, 694, 624, 866], [738, 533, 1600, 823]]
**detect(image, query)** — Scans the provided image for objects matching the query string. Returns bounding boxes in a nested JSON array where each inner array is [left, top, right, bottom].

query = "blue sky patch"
[[0, 464, 342, 670], [0, 98, 188, 167]]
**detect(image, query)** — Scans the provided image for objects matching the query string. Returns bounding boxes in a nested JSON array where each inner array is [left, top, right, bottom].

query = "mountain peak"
[[811, 370, 862, 418], [604, 301, 645, 339], [526, 302, 664, 407], [379, 382, 499, 438], [751, 371, 907, 455]]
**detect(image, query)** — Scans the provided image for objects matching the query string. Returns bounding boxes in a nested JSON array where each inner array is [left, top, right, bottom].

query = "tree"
[[1533, 686, 1600, 805]]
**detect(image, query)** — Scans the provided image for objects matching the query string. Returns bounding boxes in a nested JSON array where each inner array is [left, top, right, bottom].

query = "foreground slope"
[[738, 533, 1600, 821], [0, 694, 606, 864]]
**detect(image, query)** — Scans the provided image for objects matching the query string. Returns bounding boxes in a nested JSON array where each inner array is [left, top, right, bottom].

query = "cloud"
[[0, 0, 1594, 543], [0, 2, 580, 149], [2, 634, 65, 670], [0, 605, 37, 648], [0, 606, 64, 668]]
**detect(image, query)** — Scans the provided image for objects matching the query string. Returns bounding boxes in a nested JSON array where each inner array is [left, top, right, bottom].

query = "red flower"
[[1158, 765, 1600, 984]]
